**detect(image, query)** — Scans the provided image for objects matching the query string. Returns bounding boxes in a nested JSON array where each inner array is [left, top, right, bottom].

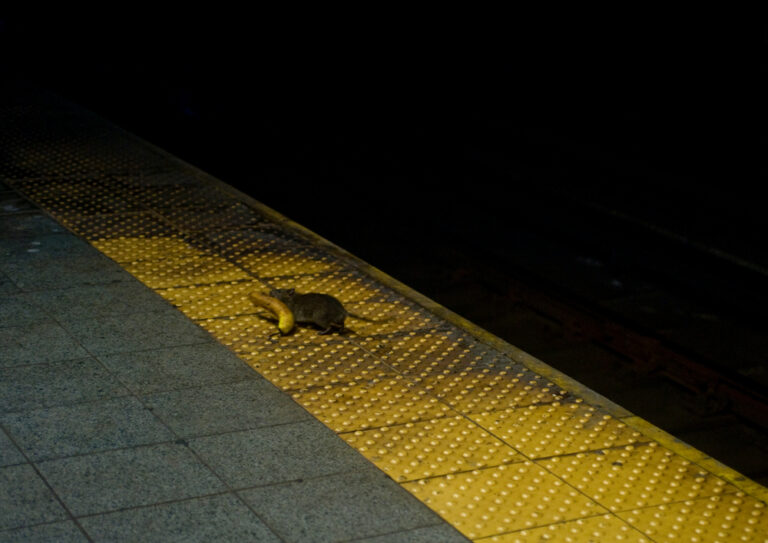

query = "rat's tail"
[[346, 311, 390, 323]]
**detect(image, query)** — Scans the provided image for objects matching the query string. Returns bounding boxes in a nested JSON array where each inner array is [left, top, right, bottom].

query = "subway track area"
[[1, 81, 767, 542]]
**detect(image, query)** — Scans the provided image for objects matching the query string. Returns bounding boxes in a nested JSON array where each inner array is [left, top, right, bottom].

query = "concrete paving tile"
[[0, 321, 89, 368], [0, 193, 37, 214], [99, 343, 257, 394], [0, 358, 128, 413], [350, 524, 470, 543], [238, 470, 445, 543], [1, 255, 131, 292], [21, 281, 173, 321], [0, 270, 20, 294], [0, 521, 87, 542], [0, 430, 25, 467], [0, 293, 52, 328], [1, 397, 174, 462], [0, 464, 68, 530], [0, 194, 35, 214], [142, 379, 310, 438], [61, 309, 213, 355], [79, 493, 280, 543], [189, 420, 372, 488], [0, 213, 66, 238], [0, 233, 95, 261], [36, 443, 226, 517]]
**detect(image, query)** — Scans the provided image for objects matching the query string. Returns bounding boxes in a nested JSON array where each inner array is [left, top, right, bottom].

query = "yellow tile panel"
[[161, 282, 267, 320], [90, 236, 205, 262], [63, 211, 208, 262], [249, 339, 395, 392], [402, 462, 608, 539], [62, 212, 178, 240], [268, 272, 403, 304], [341, 416, 523, 482], [368, 330, 568, 412], [159, 201, 266, 232], [129, 181, 233, 209], [472, 403, 642, 459], [16, 179, 141, 215], [416, 370, 566, 414], [123, 255, 251, 289], [617, 494, 768, 543], [291, 375, 457, 432], [480, 513, 652, 542], [205, 226, 304, 254], [340, 300, 430, 336], [540, 442, 738, 512], [364, 327, 480, 367], [221, 238, 340, 277], [199, 315, 279, 357]]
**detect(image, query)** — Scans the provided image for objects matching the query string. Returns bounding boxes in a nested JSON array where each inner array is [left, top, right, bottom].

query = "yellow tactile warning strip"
[[5, 140, 768, 542]]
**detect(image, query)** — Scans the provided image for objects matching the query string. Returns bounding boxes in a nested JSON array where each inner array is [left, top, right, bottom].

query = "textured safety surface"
[[2, 82, 767, 542]]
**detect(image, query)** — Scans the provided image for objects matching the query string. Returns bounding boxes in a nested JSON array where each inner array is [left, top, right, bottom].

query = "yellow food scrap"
[[248, 292, 295, 335]]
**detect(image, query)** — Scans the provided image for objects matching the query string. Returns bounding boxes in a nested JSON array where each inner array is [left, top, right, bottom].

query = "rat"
[[269, 288, 378, 334]]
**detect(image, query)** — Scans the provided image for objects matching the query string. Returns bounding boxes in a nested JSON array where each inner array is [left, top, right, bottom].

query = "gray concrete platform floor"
[[0, 194, 469, 542]]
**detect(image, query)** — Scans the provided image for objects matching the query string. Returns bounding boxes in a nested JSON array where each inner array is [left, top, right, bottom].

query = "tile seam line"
[[468, 512, 655, 543], [335, 520, 469, 543], [4, 416, 333, 464], [39, 322, 288, 541], [0, 423, 94, 541], [125, 126, 768, 504]]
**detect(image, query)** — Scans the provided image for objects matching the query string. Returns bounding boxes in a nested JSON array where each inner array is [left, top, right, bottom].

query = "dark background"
[[3, 16, 764, 313], [2, 16, 766, 435], [2, 15, 762, 256]]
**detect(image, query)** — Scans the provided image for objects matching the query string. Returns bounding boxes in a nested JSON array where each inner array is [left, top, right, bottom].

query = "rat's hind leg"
[[315, 317, 334, 334]]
